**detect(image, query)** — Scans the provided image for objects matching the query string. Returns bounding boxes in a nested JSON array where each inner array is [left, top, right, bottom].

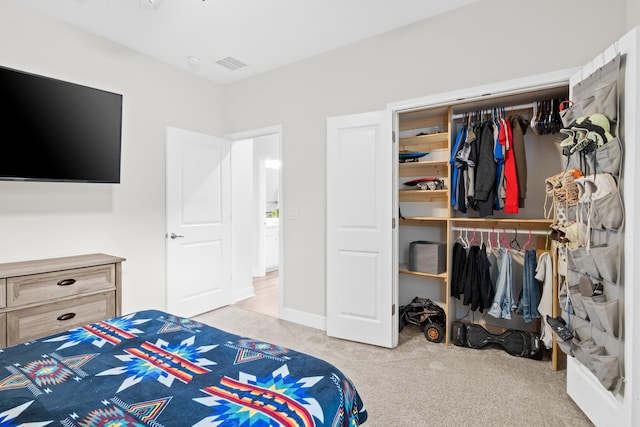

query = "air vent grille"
[[215, 56, 247, 71], [140, 0, 163, 10]]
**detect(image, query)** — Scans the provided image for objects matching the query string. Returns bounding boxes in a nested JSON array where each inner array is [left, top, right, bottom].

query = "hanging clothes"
[[536, 251, 554, 349], [453, 100, 562, 217], [510, 115, 530, 208], [450, 241, 468, 299], [457, 121, 478, 210], [487, 248, 514, 319], [450, 126, 466, 212], [493, 120, 506, 211], [462, 244, 486, 311], [474, 121, 497, 217], [516, 249, 541, 322], [500, 118, 519, 213], [466, 125, 479, 207], [478, 243, 495, 310]]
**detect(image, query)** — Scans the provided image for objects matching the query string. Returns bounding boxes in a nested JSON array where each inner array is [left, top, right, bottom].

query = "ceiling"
[[16, 0, 479, 85]]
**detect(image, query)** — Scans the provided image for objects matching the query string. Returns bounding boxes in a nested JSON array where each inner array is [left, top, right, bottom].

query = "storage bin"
[[409, 241, 446, 274]]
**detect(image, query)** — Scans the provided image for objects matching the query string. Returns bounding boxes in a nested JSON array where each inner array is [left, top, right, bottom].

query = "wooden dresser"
[[0, 253, 124, 348]]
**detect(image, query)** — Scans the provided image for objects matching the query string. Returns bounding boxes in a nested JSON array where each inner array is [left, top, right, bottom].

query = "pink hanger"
[[468, 228, 479, 247], [523, 229, 535, 250], [500, 229, 510, 251]]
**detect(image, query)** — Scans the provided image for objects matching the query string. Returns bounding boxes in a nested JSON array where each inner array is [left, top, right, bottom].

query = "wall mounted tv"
[[0, 65, 123, 183]]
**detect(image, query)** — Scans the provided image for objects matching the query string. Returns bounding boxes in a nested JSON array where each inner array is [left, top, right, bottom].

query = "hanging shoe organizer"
[[551, 54, 625, 393]]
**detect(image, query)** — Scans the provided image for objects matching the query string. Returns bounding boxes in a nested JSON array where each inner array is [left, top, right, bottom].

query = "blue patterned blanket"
[[0, 310, 367, 426]]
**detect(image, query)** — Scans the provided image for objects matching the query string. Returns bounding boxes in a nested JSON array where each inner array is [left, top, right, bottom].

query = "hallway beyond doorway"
[[233, 271, 279, 317]]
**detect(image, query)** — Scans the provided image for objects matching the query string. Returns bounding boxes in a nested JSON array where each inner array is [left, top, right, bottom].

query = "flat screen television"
[[0, 65, 123, 183]]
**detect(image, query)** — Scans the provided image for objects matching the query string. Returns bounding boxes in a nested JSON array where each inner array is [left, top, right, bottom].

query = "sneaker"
[[585, 173, 617, 201]]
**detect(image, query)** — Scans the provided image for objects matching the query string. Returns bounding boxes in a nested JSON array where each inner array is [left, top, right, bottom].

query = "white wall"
[[0, 2, 225, 314], [231, 139, 255, 300], [0, 0, 633, 326], [629, 0, 640, 30], [223, 0, 628, 321]]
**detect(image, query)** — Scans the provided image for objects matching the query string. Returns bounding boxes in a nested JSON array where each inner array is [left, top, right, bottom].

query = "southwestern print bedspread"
[[0, 310, 367, 426]]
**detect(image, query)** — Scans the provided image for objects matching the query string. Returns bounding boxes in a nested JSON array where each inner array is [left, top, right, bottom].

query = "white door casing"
[[166, 126, 231, 318], [326, 111, 397, 348]]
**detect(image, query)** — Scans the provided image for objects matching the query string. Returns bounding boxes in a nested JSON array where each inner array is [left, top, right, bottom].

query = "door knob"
[[170, 233, 184, 239]]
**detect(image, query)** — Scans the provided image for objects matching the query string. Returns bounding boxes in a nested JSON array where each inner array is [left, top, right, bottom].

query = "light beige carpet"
[[195, 306, 593, 427]]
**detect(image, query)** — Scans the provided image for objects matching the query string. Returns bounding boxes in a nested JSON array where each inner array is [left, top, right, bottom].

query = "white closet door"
[[566, 27, 639, 427], [326, 111, 397, 348]]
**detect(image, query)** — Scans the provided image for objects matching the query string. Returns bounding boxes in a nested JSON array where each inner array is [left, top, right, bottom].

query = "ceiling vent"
[[140, 0, 163, 10], [215, 56, 247, 71]]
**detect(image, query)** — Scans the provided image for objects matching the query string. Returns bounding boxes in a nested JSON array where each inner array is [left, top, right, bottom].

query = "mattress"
[[0, 309, 367, 426]]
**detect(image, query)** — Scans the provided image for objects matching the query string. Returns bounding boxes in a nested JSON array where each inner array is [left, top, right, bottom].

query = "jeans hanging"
[[488, 248, 513, 319], [516, 249, 541, 323]]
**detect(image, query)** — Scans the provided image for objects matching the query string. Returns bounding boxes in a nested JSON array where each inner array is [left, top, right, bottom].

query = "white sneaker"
[[584, 173, 617, 201]]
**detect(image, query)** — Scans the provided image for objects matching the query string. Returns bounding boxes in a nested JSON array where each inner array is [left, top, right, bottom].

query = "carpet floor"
[[194, 306, 593, 426]]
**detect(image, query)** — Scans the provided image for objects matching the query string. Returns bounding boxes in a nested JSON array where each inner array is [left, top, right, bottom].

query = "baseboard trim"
[[233, 286, 255, 303], [281, 307, 326, 331]]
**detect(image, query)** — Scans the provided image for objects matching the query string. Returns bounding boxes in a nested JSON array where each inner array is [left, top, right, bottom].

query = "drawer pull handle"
[[57, 279, 76, 287], [57, 312, 76, 321]]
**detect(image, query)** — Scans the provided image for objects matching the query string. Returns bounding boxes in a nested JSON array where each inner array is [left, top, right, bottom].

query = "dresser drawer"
[[7, 264, 116, 307], [0, 313, 6, 348], [6, 291, 115, 346], [0, 278, 5, 308]]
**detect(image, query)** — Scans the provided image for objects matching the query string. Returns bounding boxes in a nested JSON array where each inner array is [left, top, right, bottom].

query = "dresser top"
[[0, 254, 126, 278]]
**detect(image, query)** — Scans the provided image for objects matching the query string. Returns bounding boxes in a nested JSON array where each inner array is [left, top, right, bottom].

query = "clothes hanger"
[[500, 229, 511, 250], [499, 229, 510, 251], [522, 229, 535, 250], [468, 228, 479, 247], [491, 228, 496, 250], [510, 229, 522, 251], [458, 229, 469, 248], [545, 230, 550, 251]]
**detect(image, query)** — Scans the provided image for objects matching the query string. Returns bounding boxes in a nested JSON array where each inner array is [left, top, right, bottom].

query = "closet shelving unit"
[[398, 107, 451, 205], [398, 106, 452, 343], [397, 88, 567, 362]]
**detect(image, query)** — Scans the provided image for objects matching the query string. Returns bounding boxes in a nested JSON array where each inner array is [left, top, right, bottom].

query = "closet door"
[[326, 111, 397, 348], [565, 27, 639, 427]]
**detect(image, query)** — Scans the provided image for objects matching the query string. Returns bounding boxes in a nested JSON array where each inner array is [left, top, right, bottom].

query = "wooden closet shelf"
[[399, 267, 447, 280], [399, 132, 448, 152], [399, 107, 450, 132], [400, 217, 448, 227], [399, 189, 448, 202], [450, 218, 553, 231], [399, 160, 448, 177]]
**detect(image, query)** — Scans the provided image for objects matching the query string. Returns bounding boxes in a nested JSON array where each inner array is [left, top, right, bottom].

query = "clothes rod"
[[451, 226, 549, 236], [451, 102, 535, 120]]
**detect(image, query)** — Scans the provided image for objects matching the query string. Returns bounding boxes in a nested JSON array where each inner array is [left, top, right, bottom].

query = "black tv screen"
[[0, 65, 122, 183]]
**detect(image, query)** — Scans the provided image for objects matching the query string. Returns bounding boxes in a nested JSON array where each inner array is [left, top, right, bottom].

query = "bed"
[[0, 310, 367, 426]]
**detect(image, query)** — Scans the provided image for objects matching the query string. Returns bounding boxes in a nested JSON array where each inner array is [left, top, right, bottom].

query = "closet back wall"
[[0, 2, 225, 314], [224, 0, 628, 324]]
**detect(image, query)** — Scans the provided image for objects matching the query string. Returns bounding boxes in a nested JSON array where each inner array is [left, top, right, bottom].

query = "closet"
[[327, 27, 640, 426], [397, 88, 566, 353]]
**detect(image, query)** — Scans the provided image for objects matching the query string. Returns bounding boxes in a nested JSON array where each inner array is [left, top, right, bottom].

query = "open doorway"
[[227, 126, 282, 318]]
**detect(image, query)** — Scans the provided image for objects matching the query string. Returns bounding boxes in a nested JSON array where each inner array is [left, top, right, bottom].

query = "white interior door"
[[166, 126, 231, 318], [326, 110, 397, 348], [565, 28, 639, 426]]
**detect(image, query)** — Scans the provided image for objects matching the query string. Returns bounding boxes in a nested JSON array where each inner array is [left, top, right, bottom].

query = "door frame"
[[225, 125, 283, 317]]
